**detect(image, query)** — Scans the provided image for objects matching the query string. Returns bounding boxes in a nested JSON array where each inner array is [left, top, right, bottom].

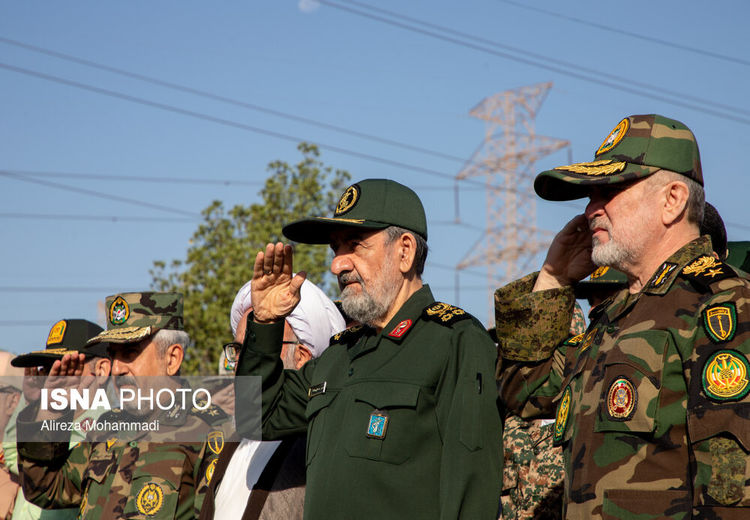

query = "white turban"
[[229, 278, 345, 359]]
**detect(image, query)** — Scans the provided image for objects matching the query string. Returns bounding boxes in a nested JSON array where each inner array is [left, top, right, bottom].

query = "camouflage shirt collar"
[[642, 235, 712, 296]]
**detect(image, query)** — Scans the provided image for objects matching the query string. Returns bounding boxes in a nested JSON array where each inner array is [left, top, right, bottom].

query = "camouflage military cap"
[[574, 266, 628, 300], [86, 292, 183, 346], [282, 179, 428, 244], [535, 114, 703, 201], [12, 319, 109, 367]]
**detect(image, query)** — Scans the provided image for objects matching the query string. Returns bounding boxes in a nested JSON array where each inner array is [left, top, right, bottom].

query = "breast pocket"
[[594, 359, 660, 434], [121, 455, 183, 519], [305, 391, 338, 466], [344, 382, 421, 465]]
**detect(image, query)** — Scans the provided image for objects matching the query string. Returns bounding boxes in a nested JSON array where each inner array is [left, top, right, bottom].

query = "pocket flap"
[[305, 391, 338, 419], [352, 382, 419, 409], [688, 406, 750, 452]]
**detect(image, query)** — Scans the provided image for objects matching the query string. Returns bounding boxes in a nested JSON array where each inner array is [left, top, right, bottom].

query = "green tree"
[[151, 143, 350, 374]]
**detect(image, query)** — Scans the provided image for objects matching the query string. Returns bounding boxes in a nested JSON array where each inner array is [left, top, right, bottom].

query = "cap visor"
[[283, 217, 389, 244], [11, 350, 77, 368], [534, 163, 659, 201], [86, 326, 153, 346]]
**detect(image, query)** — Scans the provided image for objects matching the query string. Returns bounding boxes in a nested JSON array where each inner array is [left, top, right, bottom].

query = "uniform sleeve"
[[234, 316, 315, 440], [683, 280, 750, 514], [15, 404, 87, 509], [494, 272, 577, 418], [438, 323, 503, 520]]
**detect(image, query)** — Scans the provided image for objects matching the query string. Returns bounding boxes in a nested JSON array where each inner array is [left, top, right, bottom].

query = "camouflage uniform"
[[16, 293, 231, 519], [500, 303, 585, 520], [497, 237, 750, 519]]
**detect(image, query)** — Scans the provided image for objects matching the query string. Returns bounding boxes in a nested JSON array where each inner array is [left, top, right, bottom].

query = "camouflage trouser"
[[500, 415, 563, 520]]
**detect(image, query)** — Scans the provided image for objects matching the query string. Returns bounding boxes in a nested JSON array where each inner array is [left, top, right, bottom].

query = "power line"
[[0, 287, 120, 293], [0, 213, 195, 223], [497, 0, 750, 68], [1, 170, 200, 218], [0, 36, 472, 166], [318, 0, 750, 124], [4, 169, 262, 186]]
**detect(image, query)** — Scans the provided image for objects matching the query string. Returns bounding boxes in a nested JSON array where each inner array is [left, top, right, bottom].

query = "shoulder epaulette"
[[422, 302, 471, 326], [191, 403, 228, 426], [563, 333, 585, 346], [331, 325, 365, 344], [680, 255, 737, 290]]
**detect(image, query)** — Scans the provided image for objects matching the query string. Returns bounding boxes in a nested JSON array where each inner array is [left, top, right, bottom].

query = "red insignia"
[[388, 319, 412, 338], [607, 377, 636, 420]]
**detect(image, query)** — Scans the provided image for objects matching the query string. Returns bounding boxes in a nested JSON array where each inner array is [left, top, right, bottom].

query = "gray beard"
[[339, 254, 399, 327], [591, 237, 634, 268]]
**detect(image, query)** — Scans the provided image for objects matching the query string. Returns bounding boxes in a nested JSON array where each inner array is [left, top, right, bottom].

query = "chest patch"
[[702, 303, 737, 344], [136, 482, 164, 516], [702, 350, 750, 401], [553, 386, 572, 444], [607, 377, 637, 421], [366, 410, 389, 439]]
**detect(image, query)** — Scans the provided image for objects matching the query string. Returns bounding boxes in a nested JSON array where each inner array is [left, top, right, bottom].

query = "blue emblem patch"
[[366, 410, 389, 439]]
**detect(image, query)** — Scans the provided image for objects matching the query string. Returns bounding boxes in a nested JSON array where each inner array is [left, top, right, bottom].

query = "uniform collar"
[[381, 284, 434, 343]]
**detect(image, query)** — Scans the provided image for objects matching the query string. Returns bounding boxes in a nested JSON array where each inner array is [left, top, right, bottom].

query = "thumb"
[[289, 271, 307, 296]]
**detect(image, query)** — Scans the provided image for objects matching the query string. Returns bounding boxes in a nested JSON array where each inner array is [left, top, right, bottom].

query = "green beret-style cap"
[[12, 319, 109, 368], [283, 179, 428, 244], [535, 114, 703, 201], [86, 292, 183, 346]]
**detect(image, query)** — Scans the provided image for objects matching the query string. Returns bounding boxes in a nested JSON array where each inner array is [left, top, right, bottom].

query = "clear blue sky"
[[2, 1, 748, 354]]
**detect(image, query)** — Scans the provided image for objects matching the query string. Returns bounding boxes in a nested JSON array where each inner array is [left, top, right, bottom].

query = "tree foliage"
[[151, 143, 350, 374]]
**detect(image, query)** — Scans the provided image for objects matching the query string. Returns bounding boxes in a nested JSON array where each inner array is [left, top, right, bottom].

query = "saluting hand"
[[251, 242, 307, 323], [534, 214, 596, 291]]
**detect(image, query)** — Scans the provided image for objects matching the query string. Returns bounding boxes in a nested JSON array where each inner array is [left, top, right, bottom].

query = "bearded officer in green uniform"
[[16, 292, 230, 519], [495, 114, 750, 519], [234, 179, 503, 519]]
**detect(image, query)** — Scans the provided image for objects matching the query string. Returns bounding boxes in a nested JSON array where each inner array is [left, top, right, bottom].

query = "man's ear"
[[95, 357, 111, 377], [5, 392, 20, 414], [396, 232, 418, 274], [662, 180, 690, 226], [164, 344, 184, 376], [294, 345, 313, 370]]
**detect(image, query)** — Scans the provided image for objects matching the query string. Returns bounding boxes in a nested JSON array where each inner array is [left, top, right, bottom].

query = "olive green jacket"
[[236, 285, 503, 519]]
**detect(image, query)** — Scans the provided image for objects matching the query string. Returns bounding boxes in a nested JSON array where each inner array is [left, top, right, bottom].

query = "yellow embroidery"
[[554, 159, 626, 176], [596, 118, 630, 155], [425, 303, 466, 323], [207, 431, 224, 455], [590, 266, 609, 280], [206, 458, 218, 483], [335, 185, 359, 215], [109, 296, 130, 325], [704, 352, 749, 400], [683, 256, 719, 276], [46, 320, 67, 345], [136, 482, 164, 516], [554, 386, 571, 442]]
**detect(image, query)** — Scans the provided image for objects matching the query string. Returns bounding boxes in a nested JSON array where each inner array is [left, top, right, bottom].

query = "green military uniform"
[[236, 179, 503, 519], [497, 115, 750, 519], [16, 293, 230, 520]]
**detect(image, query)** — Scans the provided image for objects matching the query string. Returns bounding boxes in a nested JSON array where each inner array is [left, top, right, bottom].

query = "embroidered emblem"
[[649, 262, 678, 289], [703, 303, 737, 343], [683, 256, 721, 277], [332, 325, 363, 343], [553, 159, 626, 176], [80, 489, 88, 515], [590, 266, 610, 280], [553, 386, 571, 444], [596, 117, 630, 155], [136, 482, 164, 516], [702, 350, 750, 401], [607, 377, 637, 420], [564, 333, 584, 346], [206, 458, 218, 483], [207, 431, 224, 455], [423, 302, 469, 325], [109, 296, 130, 325], [334, 184, 360, 216], [308, 381, 327, 398], [46, 320, 67, 345], [388, 319, 412, 338], [106, 437, 117, 451], [366, 410, 389, 439], [579, 330, 596, 355]]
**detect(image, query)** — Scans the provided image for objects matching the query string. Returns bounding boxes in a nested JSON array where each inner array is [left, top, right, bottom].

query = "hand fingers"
[[49, 359, 62, 377], [272, 242, 284, 274], [262, 243, 275, 275], [282, 244, 294, 277], [289, 271, 307, 295], [253, 250, 265, 279]]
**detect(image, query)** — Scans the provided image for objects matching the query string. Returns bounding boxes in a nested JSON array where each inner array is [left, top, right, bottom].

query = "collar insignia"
[[388, 319, 412, 339], [553, 386, 572, 445], [563, 333, 585, 346], [332, 325, 364, 343], [648, 262, 678, 289]]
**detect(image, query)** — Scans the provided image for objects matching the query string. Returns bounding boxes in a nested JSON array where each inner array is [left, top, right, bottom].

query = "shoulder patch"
[[191, 403, 228, 426], [681, 255, 736, 288], [331, 325, 364, 344], [702, 303, 737, 344], [563, 333, 585, 346], [702, 350, 750, 401], [422, 302, 471, 326]]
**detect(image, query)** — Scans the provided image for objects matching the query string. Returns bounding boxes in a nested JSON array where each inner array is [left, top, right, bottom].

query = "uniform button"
[[348, 368, 354, 376]]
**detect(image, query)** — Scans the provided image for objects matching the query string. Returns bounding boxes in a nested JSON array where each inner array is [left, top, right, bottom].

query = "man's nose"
[[331, 253, 352, 275]]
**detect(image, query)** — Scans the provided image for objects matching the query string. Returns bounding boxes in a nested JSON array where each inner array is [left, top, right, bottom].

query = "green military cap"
[[86, 292, 183, 346], [535, 114, 703, 201], [574, 266, 628, 300], [11, 319, 109, 368], [283, 179, 428, 244], [726, 241, 750, 273]]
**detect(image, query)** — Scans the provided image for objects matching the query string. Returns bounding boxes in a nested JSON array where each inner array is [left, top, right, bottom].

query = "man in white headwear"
[[199, 279, 345, 520]]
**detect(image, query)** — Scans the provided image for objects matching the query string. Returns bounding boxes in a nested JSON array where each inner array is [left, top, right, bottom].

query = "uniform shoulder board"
[[563, 333, 585, 346], [680, 255, 737, 290], [331, 325, 365, 344], [191, 403, 229, 426], [422, 302, 471, 326]]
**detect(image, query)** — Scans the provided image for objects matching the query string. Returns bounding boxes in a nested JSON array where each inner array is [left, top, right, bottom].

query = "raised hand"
[[534, 214, 596, 291], [251, 242, 307, 323]]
